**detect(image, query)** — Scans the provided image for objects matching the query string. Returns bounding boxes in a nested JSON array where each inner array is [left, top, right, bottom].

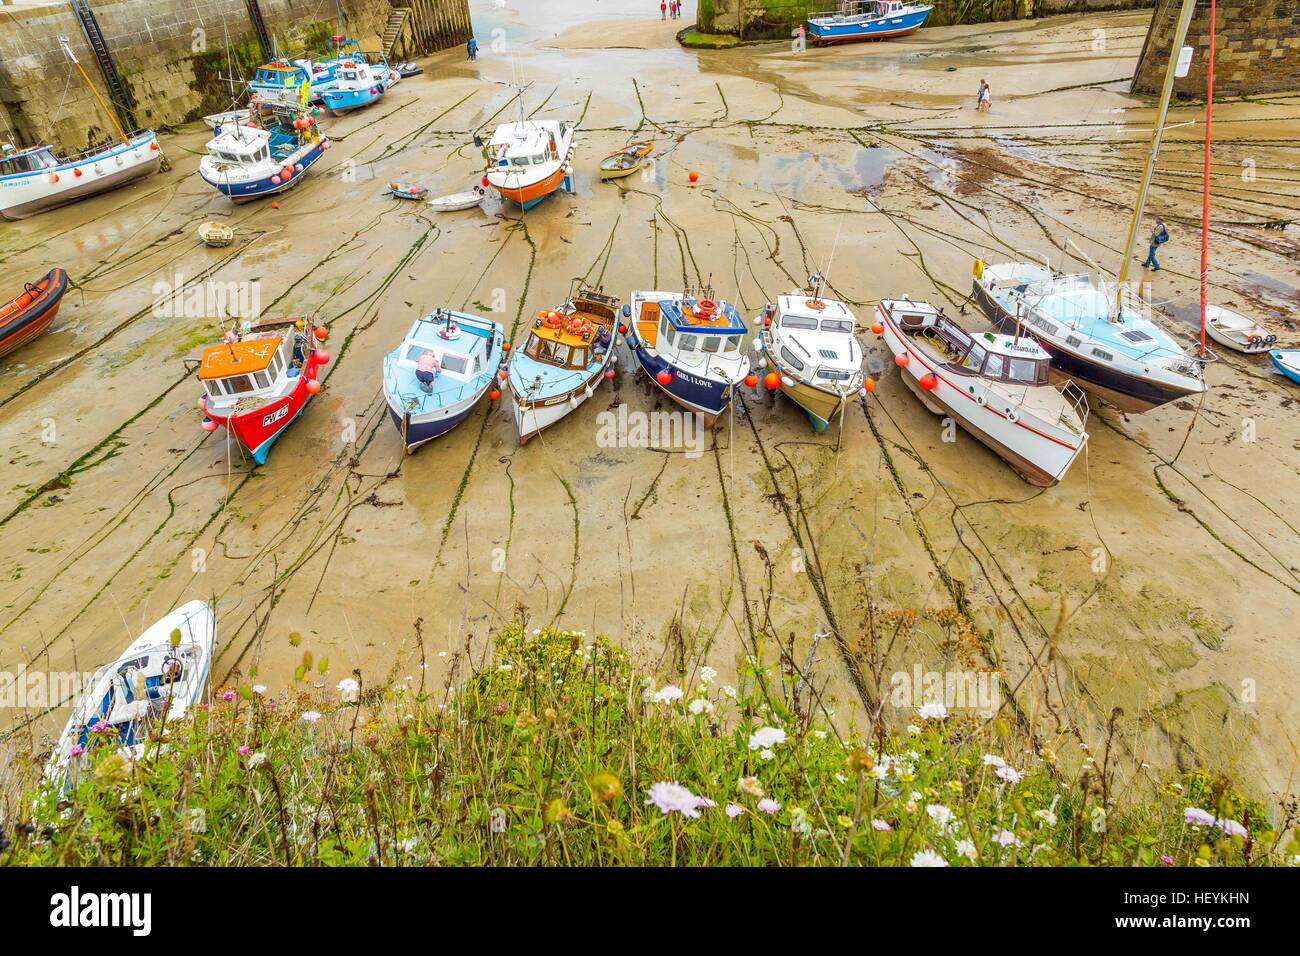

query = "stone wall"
[[0, 0, 472, 152], [1132, 0, 1300, 97], [699, 0, 1153, 36]]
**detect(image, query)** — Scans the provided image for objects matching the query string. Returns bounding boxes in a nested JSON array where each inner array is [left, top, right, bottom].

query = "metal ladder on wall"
[[244, 0, 276, 62], [67, 0, 137, 132], [381, 7, 411, 61]]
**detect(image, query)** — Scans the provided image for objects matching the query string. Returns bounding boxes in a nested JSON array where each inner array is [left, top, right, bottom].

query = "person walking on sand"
[[977, 79, 991, 113], [1142, 217, 1170, 271], [661, 1, 667, 19], [467, 36, 478, 61]]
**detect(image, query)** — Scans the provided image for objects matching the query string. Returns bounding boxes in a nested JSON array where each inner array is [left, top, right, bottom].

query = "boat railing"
[[1053, 380, 1091, 434], [57, 129, 154, 165], [387, 367, 493, 413]]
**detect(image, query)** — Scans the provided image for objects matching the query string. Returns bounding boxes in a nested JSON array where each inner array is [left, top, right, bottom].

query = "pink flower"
[[757, 798, 781, 815], [69, 744, 85, 758], [1183, 806, 1216, 827], [91, 719, 110, 733], [237, 745, 250, 756], [725, 803, 746, 818], [1160, 854, 1174, 866], [697, 797, 717, 809], [221, 690, 235, 702], [871, 818, 891, 831], [646, 781, 705, 818]]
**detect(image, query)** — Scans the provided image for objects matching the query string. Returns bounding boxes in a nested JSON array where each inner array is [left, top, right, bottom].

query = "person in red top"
[[660, 2, 667, 19]]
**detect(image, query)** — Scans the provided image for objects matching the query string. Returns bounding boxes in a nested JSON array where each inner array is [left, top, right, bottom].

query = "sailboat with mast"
[[971, 0, 1210, 413], [0, 37, 162, 220]]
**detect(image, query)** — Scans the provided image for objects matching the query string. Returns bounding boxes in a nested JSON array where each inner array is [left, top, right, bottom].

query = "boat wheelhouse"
[[973, 261, 1208, 412], [382, 309, 505, 452], [197, 318, 328, 464], [807, 1, 934, 45], [756, 282, 866, 430], [625, 286, 750, 424], [0, 133, 162, 220], [507, 286, 619, 443], [877, 297, 1089, 487], [249, 61, 312, 109], [198, 103, 328, 202], [483, 120, 576, 210]]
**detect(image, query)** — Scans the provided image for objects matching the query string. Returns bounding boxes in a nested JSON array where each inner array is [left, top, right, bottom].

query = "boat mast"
[[58, 36, 130, 147], [1199, 0, 1216, 359], [1112, 0, 1197, 317]]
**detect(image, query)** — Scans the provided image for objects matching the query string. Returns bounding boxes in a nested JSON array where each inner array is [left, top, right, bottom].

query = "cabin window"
[[1092, 348, 1113, 362], [678, 335, 696, 352], [221, 374, 255, 395], [820, 318, 853, 334], [782, 314, 818, 330], [253, 372, 271, 390], [966, 344, 987, 370], [984, 353, 1005, 378], [663, 324, 676, 345], [1006, 358, 1038, 384], [441, 354, 468, 374], [780, 347, 805, 372], [723, 336, 739, 353], [701, 336, 721, 353]]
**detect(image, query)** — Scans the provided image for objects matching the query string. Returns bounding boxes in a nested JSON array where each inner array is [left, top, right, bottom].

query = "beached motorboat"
[[624, 285, 750, 425], [388, 182, 428, 200], [877, 297, 1089, 487], [383, 309, 505, 452], [197, 221, 235, 247], [45, 600, 215, 784], [199, 103, 329, 202], [1, 267, 69, 360], [1203, 305, 1276, 355], [197, 317, 329, 464], [507, 286, 620, 444], [972, 260, 1209, 413], [0, 135, 163, 221], [807, 1, 934, 45], [600, 141, 653, 180], [428, 186, 486, 211], [320, 55, 394, 115], [1270, 350, 1300, 385], [754, 277, 866, 430], [483, 119, 576, 210], [248, 60, 312, 110]]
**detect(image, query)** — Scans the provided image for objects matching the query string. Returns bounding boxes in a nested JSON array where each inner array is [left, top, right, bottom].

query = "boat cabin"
[[885, 299, 1052, 386], [769, 294, 861, 384], [199, 326, 304, 402], [0, 144, 60, 176], [525, 290, 618, 370], [205, 128, 273, 168], [489, 121, 572, 169], [394, 311, 491, 382], [635, 295, 745, 356]]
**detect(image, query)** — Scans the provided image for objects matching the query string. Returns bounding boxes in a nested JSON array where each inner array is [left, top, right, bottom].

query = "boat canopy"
[[660, 298, 746, 335], [0, 145, 59, 176], [200, 337, 281, 379]]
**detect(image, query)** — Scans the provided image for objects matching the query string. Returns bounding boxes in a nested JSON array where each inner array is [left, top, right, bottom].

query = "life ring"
[[694, 299, 719, 321], [804, 298, 827, 311]]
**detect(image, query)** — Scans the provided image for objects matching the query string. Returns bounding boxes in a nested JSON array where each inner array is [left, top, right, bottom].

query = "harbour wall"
[[1132, 0, 1300, 97], [0, 0, 472, 153], [698, 0, 1155, 38]]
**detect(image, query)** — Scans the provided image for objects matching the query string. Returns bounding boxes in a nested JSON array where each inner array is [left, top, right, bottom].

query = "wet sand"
[[2, 3, 1299, 798]]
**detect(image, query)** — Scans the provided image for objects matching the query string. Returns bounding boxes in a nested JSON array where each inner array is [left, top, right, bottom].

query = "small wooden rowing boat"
[[197, 221, 234, 247], [1, 267, 69, 360], [427, 186, 486, 211], [1204, 305, 1276, 354], [600, 141, 653, 179], [1270, 349, 1300, 385], [388, 182, 429, 200]]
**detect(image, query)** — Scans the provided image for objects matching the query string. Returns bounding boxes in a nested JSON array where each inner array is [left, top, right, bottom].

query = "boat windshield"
[[0, 148, 57, 174], [782, 314, 818, 330]]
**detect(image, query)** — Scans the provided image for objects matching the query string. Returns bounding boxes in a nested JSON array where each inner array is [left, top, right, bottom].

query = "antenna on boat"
[[58, 36, 131, 148]]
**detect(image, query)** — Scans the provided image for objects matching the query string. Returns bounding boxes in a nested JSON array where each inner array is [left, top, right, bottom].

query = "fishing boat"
[[1203, 305, 1276, 354], [387, 182, 428, 200], [624, 285, 750, 425], [248, 60, 313, 110], [428, 186, 486, 211], [507, 285, 620, 444], [199, 102, 329, 202], [1270, 350, 1300, 385], [382, 309, 505, 452], [320, 53, 395, 115], [45, 600, 215, 784], [483, 119, 576, 210], [972, 261, 1208, 413], [877, 297, 1089, 487], [1, 268, 68, 360], [197, 317, 330, 464], [600, 141, 653, 180], [807, 1, 934, 45], [754, 275, 866, 431], [197, 221, 235, 247], [0, 40, 162, 221]]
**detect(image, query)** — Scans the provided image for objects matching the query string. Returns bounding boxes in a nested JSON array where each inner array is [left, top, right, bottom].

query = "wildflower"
[[221, 690, 235, 702], [721, 685, 738, 699], [955, 838, 977, 860], [759, 748, 775, 761], [237, 745, 250, 756], [1217, 818, 1248, 839], [1090, 806, 1107, 834], [993, 828, 1021, 847], [698, 797, 718, 809], [995, 765, 1023, 785], [748, 726, 787, 750], [872, 819, 892, 832], [688, 698, 714, 716], [247, 752, 267, 769], [1033, 809, 1057, 827], [981, 753, 1007, 768], [91, 719, 111, 734], [910, 848, 949, 867], [494, 702, 507, 716], [646, 781, 704, 818], [651, 684, 683, 704], [1160, 854, 1174, 866], [1183, 806, 1216, 827], [917, 702, 947, 720], [790, 807, 812, 838], [301, 710, 322, 723], [837, 814, 854, 828], [757, 798, 781, 815], [926, 804, 955, 829], [252, 684, 267, 695], [738, 776, 764, 797], [699, 666, 717, 684], [725, 803, 746, 818], [337, 678, 360, 704]]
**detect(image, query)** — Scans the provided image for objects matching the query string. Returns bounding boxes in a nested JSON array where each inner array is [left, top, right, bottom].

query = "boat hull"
[[629, 335, 731, 425], [973, 278, 1202, 413], [200, 142, 326, 202], [0, 135, 163, 220], [203, 355, 321, 465], [323, 83, 386, 115], [491, 165, 573, 210], [807, 8, 931, 44], [772, 375, 849, 431], [1270, 349, 1300, 385], [509, 362, 611, 445], [0, 267, 68, 360]]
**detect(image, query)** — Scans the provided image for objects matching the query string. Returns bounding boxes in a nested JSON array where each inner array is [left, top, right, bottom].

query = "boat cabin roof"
[[661, 298, 746, 335], [777, 294, 856, 326], [396, 312, 492, 380], [199, 337, 282, 379]]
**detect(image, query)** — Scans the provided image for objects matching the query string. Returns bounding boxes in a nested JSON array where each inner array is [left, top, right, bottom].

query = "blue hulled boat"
[[383, 310, 505, 452], [199, 102, 329, 202], [807, 1, 933, 45], [624, 286, 750, 425], [1270, 350, 1300, 386]]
